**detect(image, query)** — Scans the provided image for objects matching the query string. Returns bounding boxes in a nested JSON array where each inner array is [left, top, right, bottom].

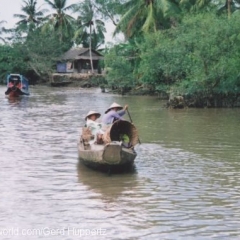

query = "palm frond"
[[44, 0, 57, 9], [14, 14, 28, 19]]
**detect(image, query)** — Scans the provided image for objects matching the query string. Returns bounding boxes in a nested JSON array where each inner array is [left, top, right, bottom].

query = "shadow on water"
[[5, 95, 30, 107], [77, 162, 139, 200]]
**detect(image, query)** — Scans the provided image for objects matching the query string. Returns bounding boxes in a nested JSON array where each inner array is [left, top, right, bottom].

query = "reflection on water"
[[4, 95, 30, 107], [77, 162, 138, 201], [0, 85, 240, 240]]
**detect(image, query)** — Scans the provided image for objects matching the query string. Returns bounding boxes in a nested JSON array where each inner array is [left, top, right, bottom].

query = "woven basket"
[[102, 120, 138, 146]]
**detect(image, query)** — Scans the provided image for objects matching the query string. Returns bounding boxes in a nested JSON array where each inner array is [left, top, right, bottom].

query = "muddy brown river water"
[[0, 85, 240, 239]]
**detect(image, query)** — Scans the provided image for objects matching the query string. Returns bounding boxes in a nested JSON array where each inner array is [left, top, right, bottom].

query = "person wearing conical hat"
[[85, 110, 101, 122], [102, 102, 128, 125], [85, 110, 104, 144]]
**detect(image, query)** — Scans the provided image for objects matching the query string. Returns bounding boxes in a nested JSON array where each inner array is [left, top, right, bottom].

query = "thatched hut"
[[57, 47, 104, 74]]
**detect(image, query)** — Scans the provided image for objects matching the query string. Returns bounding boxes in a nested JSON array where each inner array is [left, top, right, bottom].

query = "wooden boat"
[[78, 120, 139, 173], [5, 74, 30, 97]]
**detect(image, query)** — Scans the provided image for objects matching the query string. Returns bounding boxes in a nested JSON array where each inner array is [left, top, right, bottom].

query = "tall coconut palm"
[[114, 0, 181, 39], [73, 0, 106, 73], [43, 0, 77, 42], [14, 0, 48, 33]]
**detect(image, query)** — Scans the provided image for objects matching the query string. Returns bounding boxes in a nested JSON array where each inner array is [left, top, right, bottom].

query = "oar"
[[126, 108, 133, 122], [126, 109, 141, 144]]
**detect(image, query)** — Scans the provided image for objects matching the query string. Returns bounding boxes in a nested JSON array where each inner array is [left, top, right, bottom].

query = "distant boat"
[[78, 120, 139, 173], [5, 74, 30, 97]]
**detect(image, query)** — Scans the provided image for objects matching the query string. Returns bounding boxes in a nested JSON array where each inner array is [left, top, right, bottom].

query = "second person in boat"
[[102, 102, 128, 125], [85, 110, 104, 144]]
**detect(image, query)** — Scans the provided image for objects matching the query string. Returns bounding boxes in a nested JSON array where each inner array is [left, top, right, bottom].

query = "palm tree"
[[114, 0, 181, 39], [14, 0, 48, 32], [73, 0, 106, 73], [43, 0, 77, 42]]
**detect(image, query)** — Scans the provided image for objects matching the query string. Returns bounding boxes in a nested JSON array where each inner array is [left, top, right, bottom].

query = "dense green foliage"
[[0, 29, 69, 83], [0, 44, 28, 82], [136, 13, 240, 106], [104, 42, 138, 92], [104, 8, 240, 106]]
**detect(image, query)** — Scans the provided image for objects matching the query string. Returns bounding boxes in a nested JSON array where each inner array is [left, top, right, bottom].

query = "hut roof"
[[60, 47, 103, 61]]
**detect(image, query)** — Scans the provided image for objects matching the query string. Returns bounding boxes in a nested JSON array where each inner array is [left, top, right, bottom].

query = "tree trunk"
[[89, 24, 94, 74], [227, 0, 232, 19]]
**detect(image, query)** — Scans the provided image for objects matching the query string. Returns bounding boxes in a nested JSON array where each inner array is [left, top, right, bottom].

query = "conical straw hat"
[[105, 102, 123, 114], [85, 110, 101, 121]]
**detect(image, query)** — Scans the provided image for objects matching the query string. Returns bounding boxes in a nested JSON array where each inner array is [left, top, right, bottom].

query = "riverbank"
[[49, 74, 240, 108], [3, 77, 239, 108]]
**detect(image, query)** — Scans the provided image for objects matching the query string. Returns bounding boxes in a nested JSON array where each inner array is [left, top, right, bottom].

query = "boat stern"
[[103, 142, 136, 165]]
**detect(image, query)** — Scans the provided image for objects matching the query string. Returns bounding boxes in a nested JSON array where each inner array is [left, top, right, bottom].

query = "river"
[[0, 85, 240, 240]]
